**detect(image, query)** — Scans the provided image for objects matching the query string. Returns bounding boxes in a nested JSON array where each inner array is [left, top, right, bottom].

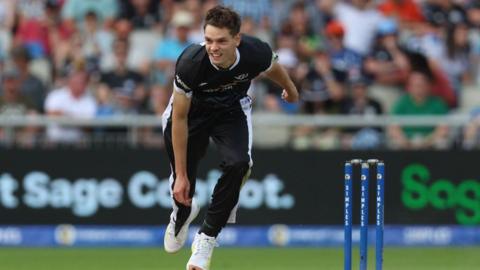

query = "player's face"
[[204, 25, 240, 69]]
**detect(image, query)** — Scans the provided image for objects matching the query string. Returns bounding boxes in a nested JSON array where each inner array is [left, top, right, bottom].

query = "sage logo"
[[0, 170, 294, 217], [401, 164, 480, 225]]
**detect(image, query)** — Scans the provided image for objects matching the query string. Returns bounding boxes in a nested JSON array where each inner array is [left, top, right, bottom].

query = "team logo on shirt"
[[234, 73, 249, 81], [202, 74, 249, 93]]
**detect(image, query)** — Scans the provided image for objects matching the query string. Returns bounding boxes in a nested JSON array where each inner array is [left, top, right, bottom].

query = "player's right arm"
[[172, 88, 192, 206], [262, 61, 299, 103], [170, 44, 199, 206]]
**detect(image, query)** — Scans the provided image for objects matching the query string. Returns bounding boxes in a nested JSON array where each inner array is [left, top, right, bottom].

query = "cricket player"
[[162, 5, 299, 270]]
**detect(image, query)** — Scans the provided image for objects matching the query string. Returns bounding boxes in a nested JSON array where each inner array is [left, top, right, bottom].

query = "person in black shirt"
[[162, 5, 298, 270], [99, 39, 146, 113], [340, 76, 383, 149], [118, 0, 161, 30]]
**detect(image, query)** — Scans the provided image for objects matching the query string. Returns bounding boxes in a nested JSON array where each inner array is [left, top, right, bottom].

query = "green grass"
[[0, 247, 479, 270]]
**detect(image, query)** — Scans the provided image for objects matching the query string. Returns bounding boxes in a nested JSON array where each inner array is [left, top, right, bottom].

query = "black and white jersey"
[[173, 35, 276, 109]]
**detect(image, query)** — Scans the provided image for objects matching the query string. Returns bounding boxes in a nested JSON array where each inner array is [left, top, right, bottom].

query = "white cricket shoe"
[[164, 199, 200, 253], [186, 233, 217, 270]]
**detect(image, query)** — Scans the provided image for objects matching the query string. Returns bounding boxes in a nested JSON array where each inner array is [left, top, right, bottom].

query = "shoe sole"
[[164, 201, 200, 253]]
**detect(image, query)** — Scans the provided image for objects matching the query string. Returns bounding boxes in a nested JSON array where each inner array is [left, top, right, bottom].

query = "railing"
[[0, 114, 472, 147], [0, 114, 471, 127], [251, 114, 470, 127]]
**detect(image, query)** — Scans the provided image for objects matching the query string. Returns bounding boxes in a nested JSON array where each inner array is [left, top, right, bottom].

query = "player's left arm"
[[262, 61, 299, 103]]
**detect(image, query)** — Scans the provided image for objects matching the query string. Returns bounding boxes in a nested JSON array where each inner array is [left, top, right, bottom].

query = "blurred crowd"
[[2, 0, 480, 150]]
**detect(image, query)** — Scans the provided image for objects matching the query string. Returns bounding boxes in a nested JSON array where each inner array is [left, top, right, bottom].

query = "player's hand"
[[281, 89, 299, 103], [173, 176, 191, 206]]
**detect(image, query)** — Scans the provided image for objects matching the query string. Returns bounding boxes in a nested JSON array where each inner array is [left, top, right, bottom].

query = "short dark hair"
[[204, 5, 241, 36], [410, 70, 434, 83]]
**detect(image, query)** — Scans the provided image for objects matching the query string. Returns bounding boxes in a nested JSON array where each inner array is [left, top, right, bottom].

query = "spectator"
[[113, 18, 133, 42], [340, 76, 383, 149], [181, 0, 207, 44], [280, 1, 318, 60], [240, 16, 273, 46], [300, 43, 346, 114], [146, 10, 194, 115], [298, 20, 361, 115], [0, 66, 38, 147], [269, 0, 297, 32], [342, 77, 382, 116], [300, 45, 345, 114], [292, 42, 347, 150], [118, 0, 161, 30], [439, 22, 471, 96], [44, 67, 97, 144], [0, 67, 36, 115], [403, 19, 458, 107], [324, 20, 363, 85], [221, 0, 271, 24], [320, 0, 384, 55], [388, 71, 450, 149], [14, 0, 52, 58], [364, 18, 410, 86], [78, 11, 114, 74], [101, 18, 152, 73], [99, 39, 146, 113], [151, 10, 194, 86], [403, 10, 444, 58], [46, 1, 77, 79], [10, 46, 47, 112], [422, 0, 468, 29], [61, 0, 119, 29], [307, 0, 331, 34]]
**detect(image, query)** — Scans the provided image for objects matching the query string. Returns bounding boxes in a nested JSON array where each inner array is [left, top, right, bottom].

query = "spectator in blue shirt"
[[221, 0, 272, 23], [325, 20, 364, 83], [61, 0, 119, 28], [152, 10, 194, 86]]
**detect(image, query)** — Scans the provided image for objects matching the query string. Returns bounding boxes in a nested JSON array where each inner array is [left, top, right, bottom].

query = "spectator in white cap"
[[149, 10, 195, 118], [151, 10, 194, 87]]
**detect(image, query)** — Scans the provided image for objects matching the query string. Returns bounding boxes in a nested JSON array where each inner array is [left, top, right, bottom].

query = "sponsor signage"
[[1, 150, 479, 225], [1, 225, 479, 247]]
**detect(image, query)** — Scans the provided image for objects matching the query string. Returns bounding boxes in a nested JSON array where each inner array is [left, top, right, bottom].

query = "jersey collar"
[[209, 48, 240, 71]]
